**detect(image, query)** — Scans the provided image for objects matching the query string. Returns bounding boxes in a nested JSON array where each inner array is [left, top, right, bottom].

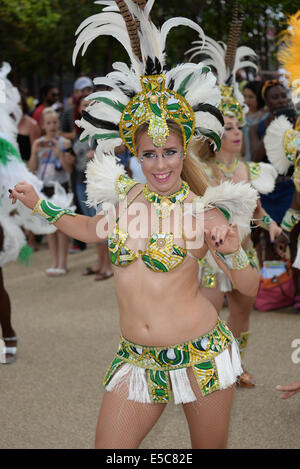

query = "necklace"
[[143, 181, 189, 219], [215, 158, 239, 178]]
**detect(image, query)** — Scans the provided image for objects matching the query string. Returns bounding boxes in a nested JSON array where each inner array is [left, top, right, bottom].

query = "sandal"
[[94, 272, 114, 281], [82, 266, 100, 276], [237, 366, 255, 388], [2, 336, 19, 365]]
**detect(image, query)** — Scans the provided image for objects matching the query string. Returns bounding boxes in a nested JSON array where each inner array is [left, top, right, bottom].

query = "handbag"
[[254, 259, 295, 311]]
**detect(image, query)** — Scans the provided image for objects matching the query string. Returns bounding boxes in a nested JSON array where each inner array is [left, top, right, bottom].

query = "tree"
[[0, 0, 298, 91]]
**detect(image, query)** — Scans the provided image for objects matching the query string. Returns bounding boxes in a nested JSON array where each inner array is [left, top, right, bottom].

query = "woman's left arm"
[[253, 198, 282, 242], [204, 209, 260, 297]]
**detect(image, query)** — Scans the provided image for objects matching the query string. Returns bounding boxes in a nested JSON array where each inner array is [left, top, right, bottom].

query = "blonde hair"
[[41, 107, 58, 124], [187, 138, 221, 183], [135, 121, 210, 196]]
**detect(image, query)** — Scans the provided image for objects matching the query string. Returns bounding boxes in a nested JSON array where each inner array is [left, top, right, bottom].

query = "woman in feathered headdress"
[[0, 62, 59, 364], [10, 0, 259, 448], [186, 4, 282, 388]]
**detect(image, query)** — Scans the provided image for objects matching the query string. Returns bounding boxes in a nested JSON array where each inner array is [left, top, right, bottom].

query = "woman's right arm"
[[9, 182, 111, 243]]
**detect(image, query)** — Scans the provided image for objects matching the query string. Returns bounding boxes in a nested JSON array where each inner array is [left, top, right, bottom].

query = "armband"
[[215, 246, 250, 270], [32, 198, 76, 224], [280, 208, 300, 232], [258, 214, 274, 231]]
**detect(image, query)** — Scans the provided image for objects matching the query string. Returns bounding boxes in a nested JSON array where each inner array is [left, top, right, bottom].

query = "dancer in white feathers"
[[0, 62, 58, 364], [10, 1, 259, 448], [186, 4, 282, 387]]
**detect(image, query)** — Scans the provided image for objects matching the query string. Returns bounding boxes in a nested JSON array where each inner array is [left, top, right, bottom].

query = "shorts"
[[103, 319, 242, 404]]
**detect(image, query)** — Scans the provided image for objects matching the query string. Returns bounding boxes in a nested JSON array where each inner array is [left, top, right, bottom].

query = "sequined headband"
[[219, 85, 243, 124], [119, 74, 195, 156]]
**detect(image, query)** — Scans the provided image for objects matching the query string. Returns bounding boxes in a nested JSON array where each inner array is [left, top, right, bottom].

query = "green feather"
[[18, 244, 34, 267], [176, 73, 193, 97], [93, 97, 125, 113], [0, 137, 22, 165]]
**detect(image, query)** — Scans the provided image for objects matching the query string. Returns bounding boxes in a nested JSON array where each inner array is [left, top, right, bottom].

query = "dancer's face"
[[220, 116, 243, 154], [265, 85, 288, 112], [137, 130, 184, 195], [243, 87, 258, 113]]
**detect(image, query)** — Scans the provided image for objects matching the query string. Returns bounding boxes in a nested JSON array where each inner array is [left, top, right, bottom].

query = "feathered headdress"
[[186, 2, 257, 124], [277, 11, 300, 107], [0, 62, 22, 147], [73, 0, 224, 154]]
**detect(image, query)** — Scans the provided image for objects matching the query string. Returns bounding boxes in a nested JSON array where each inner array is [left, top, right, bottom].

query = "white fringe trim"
[[106, 363, 151, 404], [106, 341, 242, 404], [169, 368, 196, 404], [215, 340, 243, 390]]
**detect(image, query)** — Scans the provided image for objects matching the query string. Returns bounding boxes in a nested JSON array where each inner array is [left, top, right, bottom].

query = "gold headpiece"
[[119, 74, 195, 155]]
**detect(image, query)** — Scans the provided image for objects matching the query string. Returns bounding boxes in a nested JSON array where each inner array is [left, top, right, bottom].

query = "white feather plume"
[[264, 115, 294, 175], [246, 162, 277, 194], [0, 62, 22, 147], [85, 148, 126, 207], [192, 180, 258, 241]]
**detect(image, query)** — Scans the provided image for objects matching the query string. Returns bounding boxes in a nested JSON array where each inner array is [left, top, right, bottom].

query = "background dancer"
[[186, 7, 282, 387]]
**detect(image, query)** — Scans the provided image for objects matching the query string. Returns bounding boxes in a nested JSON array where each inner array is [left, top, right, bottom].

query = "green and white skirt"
[[103, 320, 242, 405]]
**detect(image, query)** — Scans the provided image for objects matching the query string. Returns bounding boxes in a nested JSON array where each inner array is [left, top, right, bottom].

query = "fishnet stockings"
[[95, 377, 166, 449], [183, 367, 235, 449], [95, 365, 235, 449]]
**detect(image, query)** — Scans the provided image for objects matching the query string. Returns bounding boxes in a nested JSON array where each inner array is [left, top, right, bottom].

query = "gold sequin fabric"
[[103, 320, 235, 402], [200, 246, 259, 289]]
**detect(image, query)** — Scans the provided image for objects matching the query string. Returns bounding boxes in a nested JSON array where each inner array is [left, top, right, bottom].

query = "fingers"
[[8, 183, 31, 204], [206, 223, 237, 249], [276, 382, 300, 399]]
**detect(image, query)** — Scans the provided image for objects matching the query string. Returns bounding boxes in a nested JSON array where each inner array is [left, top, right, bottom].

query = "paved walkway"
[[1, 243, 300, 449]]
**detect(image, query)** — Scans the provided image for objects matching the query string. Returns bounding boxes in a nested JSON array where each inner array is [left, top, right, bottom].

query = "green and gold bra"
[[108, 175, 189, 273]]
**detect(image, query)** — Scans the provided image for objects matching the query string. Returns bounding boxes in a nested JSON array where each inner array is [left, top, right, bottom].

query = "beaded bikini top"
[[108, 175, 189, 273]]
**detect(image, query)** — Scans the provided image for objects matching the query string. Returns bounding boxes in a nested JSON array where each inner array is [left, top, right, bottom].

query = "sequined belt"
[[103, 320, 239, 402]]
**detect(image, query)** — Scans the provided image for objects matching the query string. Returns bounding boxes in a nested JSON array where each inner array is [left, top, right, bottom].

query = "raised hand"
[[273, 230, 290, 258], [205, 222, 240, 254], [9, 182, 39, 210]]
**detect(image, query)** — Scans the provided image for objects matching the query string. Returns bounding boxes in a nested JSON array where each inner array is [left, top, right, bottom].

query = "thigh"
[[183, 367, 235, 449], [95, 383, 167, 449]]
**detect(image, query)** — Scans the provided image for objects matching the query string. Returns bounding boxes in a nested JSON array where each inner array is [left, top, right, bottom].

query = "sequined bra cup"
[[108, 175, 188, 273]]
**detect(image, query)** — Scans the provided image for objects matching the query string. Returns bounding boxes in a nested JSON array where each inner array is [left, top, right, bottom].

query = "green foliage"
[[0, 0, 298, 86]]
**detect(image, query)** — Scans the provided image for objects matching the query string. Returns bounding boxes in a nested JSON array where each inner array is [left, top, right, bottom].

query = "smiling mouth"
[[234, 140, 241, 144], [153, 172, 172, 182]]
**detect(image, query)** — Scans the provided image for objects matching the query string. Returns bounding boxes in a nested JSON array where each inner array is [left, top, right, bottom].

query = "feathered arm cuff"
[[85, 147, 141, 209], [192, 180, 258, 241], [246, 161, 277, 194], [264, 115, 296, 174]]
